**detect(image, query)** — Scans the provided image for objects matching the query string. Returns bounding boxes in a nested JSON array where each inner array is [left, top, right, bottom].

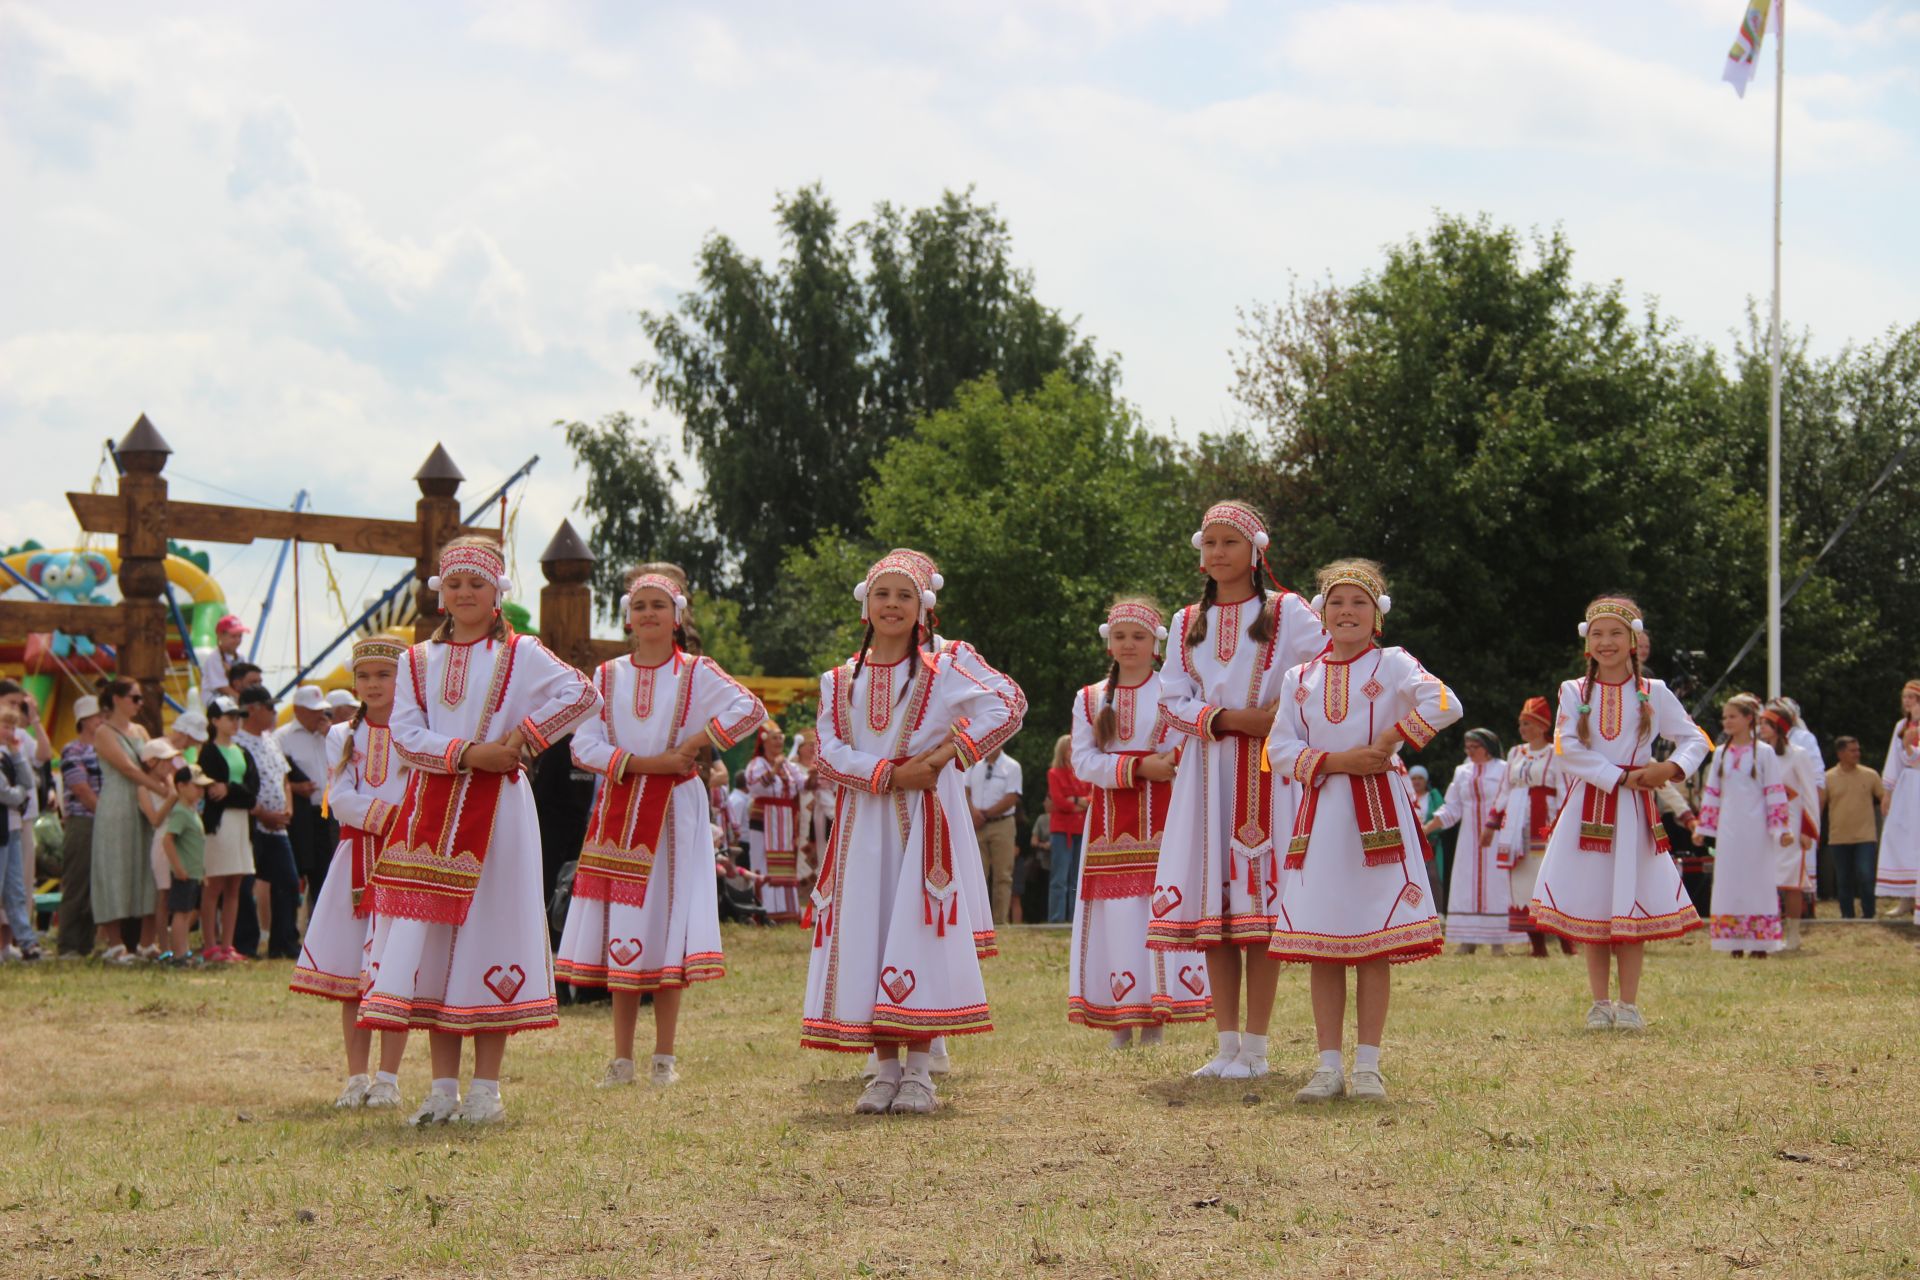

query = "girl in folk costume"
[[1148, 502, 1326, 1081], [744, 722, 806, 924], [805, 551, 1023, 1115], [1876, 681, 1920, 914], [1760, 702, 1820, 950], [1267, 561, 1457, 1103], [1428, 729, 1522, 953], [290, 637, 413, 1109], [1694, 694, 1793, 958], [555, 567, 765, 1088], [1530, 596, 1708, 1031], [359, 537, 600, 1125], [1494, 699, 1574, 958], [1068, 598, 1211, 1047], [795, 730, 832, 896]]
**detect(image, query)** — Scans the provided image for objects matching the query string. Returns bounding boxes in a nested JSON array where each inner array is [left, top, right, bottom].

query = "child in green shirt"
[[163, 767, 212, 963]]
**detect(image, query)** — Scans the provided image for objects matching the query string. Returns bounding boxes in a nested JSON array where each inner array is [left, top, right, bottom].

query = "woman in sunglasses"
[[88, 679, 171, 964]]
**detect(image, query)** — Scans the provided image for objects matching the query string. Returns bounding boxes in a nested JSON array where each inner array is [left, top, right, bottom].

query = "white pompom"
[[1376, 594, 1392, 615], [1577, 621, 1590, 638], [1309, 593, 1326, 614], [1154, 625, 1169, 642], [1189, 530, 1204, 550], [929, 572, 945, 591], [426, 575, 443, 592], [920, 590, 936, 610], [1253, 531, 1270, 550], [852, 581, 869, 603], [1098, 623, 1111, 641], [497, 576, 512, 597], [673, 593, 689, 617], [1630, 618, 1645, 633], [618, 594, 631, 614]]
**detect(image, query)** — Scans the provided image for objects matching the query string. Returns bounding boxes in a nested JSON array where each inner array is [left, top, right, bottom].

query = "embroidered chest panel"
[[362, 724, 392, 787]]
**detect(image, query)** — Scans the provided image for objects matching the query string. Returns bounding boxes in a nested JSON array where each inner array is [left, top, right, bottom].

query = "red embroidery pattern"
[[867, 659, 903, 734], [1115, 683, 1137, 742], [364, 724, 391, 787], [1215, 601, 1241, 664], [1323, 660, 1350, 724], [632, 658, 659, 720], [1599, 682, 1623, 741], [441, 641, 472, 708]]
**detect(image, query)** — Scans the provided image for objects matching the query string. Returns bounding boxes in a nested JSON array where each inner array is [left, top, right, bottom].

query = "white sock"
[[467, 1078, 500, 1099], [903, 1049, 933, 1084], [1354, 1044, 1382, 1073], [1318, 1049, 1342, 1073], [1241, 1033, 1268, 1061], [650, 1054, 674, 1068], [874, 1058, 903, 1085], [929, 1037, 947, 1055], [1216, 1030, 1242, 1060], [430, 1077, 459, 1098], [345, 1072, 370, 1083], [376, 1071, 399, 1087]]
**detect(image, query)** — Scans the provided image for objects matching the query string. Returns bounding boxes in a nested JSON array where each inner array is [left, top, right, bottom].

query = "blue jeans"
[[1048, 831, 1082, 924], [2, 827, 39, 948], [1829, 841, 1878, 919]]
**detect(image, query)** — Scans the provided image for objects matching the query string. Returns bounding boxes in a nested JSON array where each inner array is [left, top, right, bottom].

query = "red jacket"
[[1048, 766, 1091, 837]]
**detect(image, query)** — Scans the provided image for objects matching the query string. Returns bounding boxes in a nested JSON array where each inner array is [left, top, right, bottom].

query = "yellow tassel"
[[1699, 726, 1718, 753], [1259, 740, 1272, 774], [1439, 684, 1450, 713], [1553, 727, 1563, 756]]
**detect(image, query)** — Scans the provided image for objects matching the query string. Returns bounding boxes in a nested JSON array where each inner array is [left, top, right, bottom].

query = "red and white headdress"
[[1190, 502, 1270, 553], [350, 636, 406, 671], [1578, 596, 1643, 638], [1099, 601, 1169, 653], [427, 542, 511, 598], [620, 573, 689, 623], [854, 550, 936, 620], [1309, 563, 1391, 618]]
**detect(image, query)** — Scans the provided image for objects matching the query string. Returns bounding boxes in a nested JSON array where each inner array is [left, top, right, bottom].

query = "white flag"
[[1722, 0, 1775, 98]]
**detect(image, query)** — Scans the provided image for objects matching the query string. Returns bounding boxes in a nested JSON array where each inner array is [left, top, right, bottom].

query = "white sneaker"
[[1191, 1053, 1237, 1078], [363, 1080, 402, 1109], [648, 1060, 680, 1089], [927, 1049, 951, 1076], [854, 1078, 899, 1114], [408, 1092, 460, 1126], [889, 1078, 938, 1114], [137, 944, 163, 962], [1349, 1069, 1388, 1102], [451, 1093, 506, 1125], [2, 944, 22, 963], [334, 1074, 372, 1109], [1585, 1000, 1616, 1030], [1611, 1003, 1646, 1031], [1294, 1068, 1347, 1103], [100, 944, 135, 967], [597, 1058, 636, 1089]]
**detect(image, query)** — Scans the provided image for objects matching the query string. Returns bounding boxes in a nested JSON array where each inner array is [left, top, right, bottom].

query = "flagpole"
[[1766, 0, 1784, 700]]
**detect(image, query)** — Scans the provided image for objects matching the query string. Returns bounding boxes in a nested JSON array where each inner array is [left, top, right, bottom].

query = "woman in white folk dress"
[[1530, 595, 1708, 1031], [555, 565, 765, 1088], [359, 536, 600, 1125], [1494, 698, 1573, 958], [1694, 693, 1792, 959], [289, 637, 412, 1109], [1760, 701, 1820, 950], [1067, 598, 1210, 1048], [1878, 681, 1920, 917], [1428, 729, 1523, 954], [804, 551, 1022, 1116], [1148, 501, 1326, 1082], [744, 722, 807, 925], [1267, 560, 1457, 1103]]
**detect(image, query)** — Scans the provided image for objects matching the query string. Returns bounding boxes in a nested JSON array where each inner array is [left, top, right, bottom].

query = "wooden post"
[[115, 415, 172, 737], [412, 445, 464, 644], [538, 519, 595, 674]]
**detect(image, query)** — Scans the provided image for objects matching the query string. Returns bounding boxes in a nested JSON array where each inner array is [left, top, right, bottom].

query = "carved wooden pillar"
[[116, 415, 171, 737], [412, 445, 464, 644], [538, 519, 595, 674]]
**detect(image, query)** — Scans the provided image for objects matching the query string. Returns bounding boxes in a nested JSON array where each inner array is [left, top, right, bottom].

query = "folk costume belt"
[[1286, 770, 1409, 871], [368, 766, 513, 926], [573, 768, 701, 907], [1578, 783, 1669, 856], [1218, 729, 1274, 894], [1080, 749, 1169, 901], [339, 824, 386, 920], [806, 756, 958, 947]]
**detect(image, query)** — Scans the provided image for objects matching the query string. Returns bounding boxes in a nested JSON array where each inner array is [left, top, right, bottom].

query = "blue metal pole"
[[249, 490, 309, 661]]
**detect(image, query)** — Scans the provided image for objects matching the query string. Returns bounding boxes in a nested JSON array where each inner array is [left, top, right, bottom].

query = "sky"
[[2, 0, 1915, 689]]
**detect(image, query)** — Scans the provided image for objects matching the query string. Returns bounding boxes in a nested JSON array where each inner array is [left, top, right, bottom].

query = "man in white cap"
[[199, 615, 250, 706], [57, 695, 104, 955], [325, 688, 358, 726], [276, 686, 339, 903]]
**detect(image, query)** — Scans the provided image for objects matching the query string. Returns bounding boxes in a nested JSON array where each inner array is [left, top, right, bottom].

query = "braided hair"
[[335, 700, 367, 773], [1184, 500, 1276, 649]]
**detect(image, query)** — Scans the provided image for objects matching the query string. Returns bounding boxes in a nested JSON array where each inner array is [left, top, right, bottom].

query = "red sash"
[[573, 769, 698, 906], [1577, 784, 1669, 855], [1286, 771, 1406, 869], [1222, 730, 1273, 892], [341, 825, 380, 919], [1080, 751, 1170, 900], [759, 796, 801, 884], [368, 767, 510, 925], [1526, 785, 1553, 855]]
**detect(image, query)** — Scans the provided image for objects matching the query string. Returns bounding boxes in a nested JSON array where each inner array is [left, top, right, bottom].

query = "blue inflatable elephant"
[[26, 551, 113, 657]]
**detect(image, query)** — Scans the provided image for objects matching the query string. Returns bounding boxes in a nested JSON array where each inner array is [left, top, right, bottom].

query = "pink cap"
[[216, 614, 249, 636]]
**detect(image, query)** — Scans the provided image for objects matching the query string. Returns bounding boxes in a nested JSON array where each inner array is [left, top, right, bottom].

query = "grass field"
[[4, 921, 1919, 1279]]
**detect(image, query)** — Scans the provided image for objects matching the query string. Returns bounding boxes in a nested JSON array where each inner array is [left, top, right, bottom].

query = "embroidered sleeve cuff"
[[1198, 705, 1224, 740], [519, 715, 552, 754], [951, 726, 983, 771], [1291, 748, 1327, 785], [398, 738, 467, 774], [871, 759, 896, 793], [1116, 755, 1138, 790], [1396, 710, 1437, 749], [708, 711, 759, 752], [815, 758, 894, 795], [366, 798, 399, 836]]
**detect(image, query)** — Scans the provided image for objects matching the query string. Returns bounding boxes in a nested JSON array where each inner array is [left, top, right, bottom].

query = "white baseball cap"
[[325, 689, 358, 710], [171, 710, 210, 743], [140, 739, 181, 763], [71, 695, 101, 722], [291, 685, 330, 712]]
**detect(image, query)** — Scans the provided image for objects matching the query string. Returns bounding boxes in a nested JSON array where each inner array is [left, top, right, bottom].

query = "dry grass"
[[4, 922, 1919, 1279]]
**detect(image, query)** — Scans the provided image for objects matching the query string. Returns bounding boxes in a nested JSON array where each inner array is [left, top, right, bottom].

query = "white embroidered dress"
[[1147, 594, 1326, 951], [745, 756, 807, 924], [1068, 672, 1211, 1029], [1698, 742, 1791, 953], [1773, 742, 1821, 893], [289, 717, 408, 1002], [1265, 646, 1456, 964], [801, 649, 1020, 1052], [358, 634, 599, 1036], [1435, 758, 1521, 946], [1529, 678, 1708, 945], [1877, 720, 1920, 899], [1493, 743, 1567, 932], [928, 636, 1027, 959], [554, 652, 764, 993]]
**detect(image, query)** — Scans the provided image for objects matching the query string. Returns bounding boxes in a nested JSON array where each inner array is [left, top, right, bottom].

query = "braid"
[[1575, 657, 1598, 747], [852, 622, 875, 680], [1185, 578, 1218, 648], [896, 622, 920, 705], [1630, 651, 1652, 747], [336, 703, 366, 772], [1248, 567, 1273, 643], [1094, 658, 1122, 750]]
